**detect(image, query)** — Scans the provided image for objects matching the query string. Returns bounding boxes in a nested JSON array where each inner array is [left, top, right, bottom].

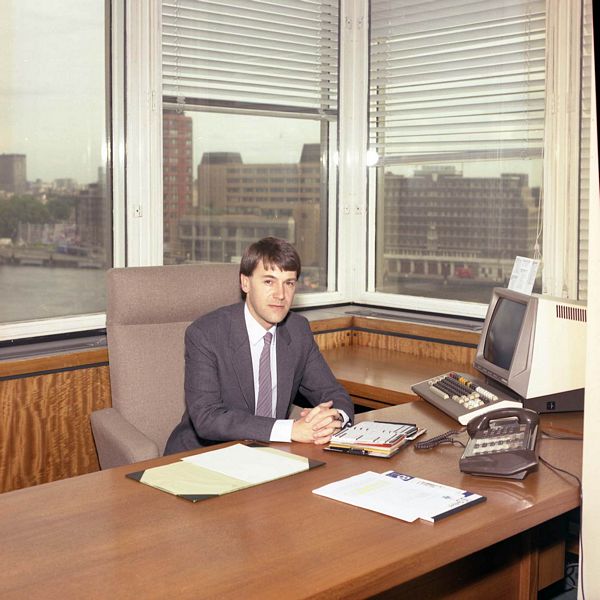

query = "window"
[[0, 0, 112, 331], [0, 0, 594, 339], [161, 0, 340, 294], [367, 0, 545, 306]]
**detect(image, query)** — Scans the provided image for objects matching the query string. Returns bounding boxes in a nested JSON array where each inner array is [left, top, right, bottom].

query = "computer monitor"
[[473, 287, 587, 413]]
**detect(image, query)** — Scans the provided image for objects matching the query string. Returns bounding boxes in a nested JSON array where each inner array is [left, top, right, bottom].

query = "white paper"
[[508, 256, 540, 295], [313, 471, 485, 523], [382, 471, 485, 522], [312, 471, 421, 522], [182, 443, 308, 484]]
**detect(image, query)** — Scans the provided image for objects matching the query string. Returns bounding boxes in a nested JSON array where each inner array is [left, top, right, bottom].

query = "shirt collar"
[[244, 303, 276, 347]]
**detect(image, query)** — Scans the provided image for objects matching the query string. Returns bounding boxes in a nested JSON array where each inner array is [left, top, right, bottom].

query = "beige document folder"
[[127, 443, 324, 502]]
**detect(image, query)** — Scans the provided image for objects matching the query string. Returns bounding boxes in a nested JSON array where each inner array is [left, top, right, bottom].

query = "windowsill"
[[297, 303, 483, 333], [0, 303, 482, 378]]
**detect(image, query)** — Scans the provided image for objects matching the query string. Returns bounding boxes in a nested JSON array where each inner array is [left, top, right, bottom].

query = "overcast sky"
[[0, 0, 541, 187], [0, 0, 318, 185], [0, 0, 106, 184]]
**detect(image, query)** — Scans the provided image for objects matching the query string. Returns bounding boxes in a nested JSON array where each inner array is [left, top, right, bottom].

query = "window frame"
[[355, 0, 589, 319], [0, 0, 125, 342], [0, 0, 594, 341]]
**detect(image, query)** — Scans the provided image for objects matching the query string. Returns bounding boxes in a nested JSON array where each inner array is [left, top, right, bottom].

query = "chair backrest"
[[106, 263, 241, 454]]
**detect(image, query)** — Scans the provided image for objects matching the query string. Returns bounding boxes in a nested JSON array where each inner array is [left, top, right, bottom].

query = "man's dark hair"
[[240, 237, 302, 279]]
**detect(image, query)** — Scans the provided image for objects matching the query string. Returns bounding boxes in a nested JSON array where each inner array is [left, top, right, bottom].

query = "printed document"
[[313, 471, 485, 523]]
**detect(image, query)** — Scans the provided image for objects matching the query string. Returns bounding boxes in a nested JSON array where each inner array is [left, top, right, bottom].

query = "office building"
[[381, 169, 539, 283], [76, 180, 110, 266], [192, 144, 324, 270], [163, 109, 194, 254], [0, 154, 27, 195], [178, 212, 295, 263]]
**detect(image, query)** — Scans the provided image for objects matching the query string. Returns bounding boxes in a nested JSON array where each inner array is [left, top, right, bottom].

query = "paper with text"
[[313, 471, 485, 523], [182, 443, 309, 484]]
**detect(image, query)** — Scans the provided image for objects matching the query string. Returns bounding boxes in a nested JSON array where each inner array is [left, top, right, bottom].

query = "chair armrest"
[[90, 407, 160, 469]]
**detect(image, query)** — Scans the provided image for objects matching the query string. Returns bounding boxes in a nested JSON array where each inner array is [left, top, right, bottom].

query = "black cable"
[[564, 561, 579, 590], [538, 454, 584, 600], [414, 429, 466, 449], [414, 429, 585, 596]]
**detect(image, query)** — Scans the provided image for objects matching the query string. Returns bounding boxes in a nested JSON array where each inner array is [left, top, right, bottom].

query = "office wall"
[[581, 58, 598, 597], [0, 319, 477, 493], [0, 354, 111, 492]]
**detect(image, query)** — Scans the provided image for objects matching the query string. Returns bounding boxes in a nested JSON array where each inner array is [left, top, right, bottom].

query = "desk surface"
[[1, 403, 582, 600], [322, 345, 477, 405]]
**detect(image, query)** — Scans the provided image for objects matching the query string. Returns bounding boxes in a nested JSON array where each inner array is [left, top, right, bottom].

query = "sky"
[[0, 0, 542, 187], [0, 0, 106, 184], [0, 0, 319, 185]]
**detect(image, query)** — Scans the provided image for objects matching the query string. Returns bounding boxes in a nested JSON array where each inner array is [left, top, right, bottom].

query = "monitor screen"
[[483, 298, 527, 371]]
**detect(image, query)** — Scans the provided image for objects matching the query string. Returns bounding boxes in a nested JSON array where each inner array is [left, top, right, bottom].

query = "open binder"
[[326, 421, 426, 458]]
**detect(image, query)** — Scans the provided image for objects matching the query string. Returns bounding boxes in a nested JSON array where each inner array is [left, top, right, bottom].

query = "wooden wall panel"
[[0, 316, 481, 494], [351, 315, 481, 346], [353, 330, 478, 371], [0, 365, 111, 493], [313, 329, 353, 350]]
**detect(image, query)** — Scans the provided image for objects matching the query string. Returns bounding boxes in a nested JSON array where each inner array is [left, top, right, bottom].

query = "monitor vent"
[[556, 304, 587, 322]]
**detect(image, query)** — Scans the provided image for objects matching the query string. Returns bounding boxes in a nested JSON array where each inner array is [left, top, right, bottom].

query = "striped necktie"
[[255, 331, 273, 417]]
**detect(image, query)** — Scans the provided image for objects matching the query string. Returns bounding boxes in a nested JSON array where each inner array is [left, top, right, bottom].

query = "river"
[[1, 264, 498, 326], [0, 265, 107, 324]]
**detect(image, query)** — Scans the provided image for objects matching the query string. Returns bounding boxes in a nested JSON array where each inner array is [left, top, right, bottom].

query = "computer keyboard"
[[411, 371, 523, 425]]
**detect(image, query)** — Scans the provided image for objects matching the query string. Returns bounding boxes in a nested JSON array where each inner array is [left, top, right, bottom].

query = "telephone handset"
[[459, 407, 540, 480]]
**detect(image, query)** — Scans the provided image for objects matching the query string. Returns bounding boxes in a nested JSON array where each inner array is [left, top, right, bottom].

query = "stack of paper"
[[127, 443, 324, 502], [326, 421, 425, 458], [313, 470, 486, 522]]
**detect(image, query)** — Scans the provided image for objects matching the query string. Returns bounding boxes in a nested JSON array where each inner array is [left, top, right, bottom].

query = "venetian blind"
[[369, 0, 546, 165], [578, 0, 593, 300], [162, 0, 339, 114]]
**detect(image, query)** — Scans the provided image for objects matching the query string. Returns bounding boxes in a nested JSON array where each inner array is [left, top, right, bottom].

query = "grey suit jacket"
[[164, 302, 353, 454]]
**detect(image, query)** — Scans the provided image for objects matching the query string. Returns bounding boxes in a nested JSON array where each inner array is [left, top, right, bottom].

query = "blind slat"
[[162, 0, 339, 112], [370, 0, 545, 162]]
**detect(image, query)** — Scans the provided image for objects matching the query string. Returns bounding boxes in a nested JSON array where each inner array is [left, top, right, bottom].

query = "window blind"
[[162, 0, 339, 115], [578, 0, 593, 300], [369, 0, 546, 165]]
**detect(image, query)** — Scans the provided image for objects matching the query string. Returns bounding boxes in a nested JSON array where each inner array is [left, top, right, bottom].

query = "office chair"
[[90, 263, 241, 469]]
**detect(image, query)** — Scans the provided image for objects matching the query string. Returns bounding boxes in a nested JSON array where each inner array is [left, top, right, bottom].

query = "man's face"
[[241, 262, 297, 330]]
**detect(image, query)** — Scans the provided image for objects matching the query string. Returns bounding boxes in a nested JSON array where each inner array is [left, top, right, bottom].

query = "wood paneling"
[[308, 316, 353, 334], [313, 329, 353, 350], [352, 315, 481, 346], [0, 362, 111, 493], [352, 330, 478, 366], [0, 315, 481, 493]]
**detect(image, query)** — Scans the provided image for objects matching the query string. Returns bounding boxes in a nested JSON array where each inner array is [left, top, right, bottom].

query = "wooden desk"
[[1, 403, 582, 600], [322, 345, 476, 408]]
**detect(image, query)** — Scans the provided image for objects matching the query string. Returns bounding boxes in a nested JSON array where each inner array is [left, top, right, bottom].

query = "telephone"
[[459, 408, 540, 480]]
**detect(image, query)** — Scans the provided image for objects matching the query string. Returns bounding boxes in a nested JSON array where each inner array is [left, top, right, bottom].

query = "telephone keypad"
[[471, 424, 527, 455]]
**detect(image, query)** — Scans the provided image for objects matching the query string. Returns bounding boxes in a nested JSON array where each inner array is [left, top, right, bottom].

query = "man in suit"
[[165, 237, 353, 454]]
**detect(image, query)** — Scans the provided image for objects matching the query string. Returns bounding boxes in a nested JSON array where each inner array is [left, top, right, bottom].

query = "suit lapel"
[[276, 320, 294, 418], [229, 303, 255, 412]]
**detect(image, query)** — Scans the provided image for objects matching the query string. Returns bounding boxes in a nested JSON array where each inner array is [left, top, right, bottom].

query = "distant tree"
[[47, 196, 76, 221], [0, 196, 50, 238]]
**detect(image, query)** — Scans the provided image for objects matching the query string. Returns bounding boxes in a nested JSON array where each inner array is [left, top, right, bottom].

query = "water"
[[0, 265, 107, 323], [1, 265, 499, 325]]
